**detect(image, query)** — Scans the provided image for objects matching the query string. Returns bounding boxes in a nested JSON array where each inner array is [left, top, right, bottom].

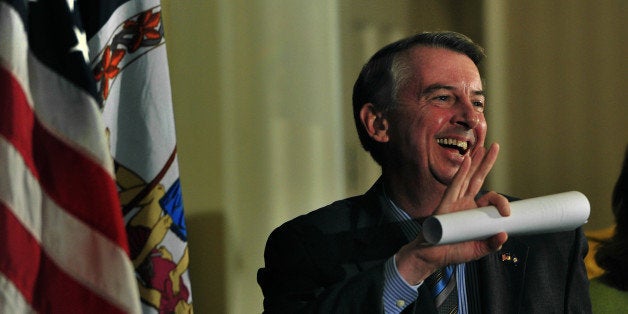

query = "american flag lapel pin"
[[501, 252, 519, 265]]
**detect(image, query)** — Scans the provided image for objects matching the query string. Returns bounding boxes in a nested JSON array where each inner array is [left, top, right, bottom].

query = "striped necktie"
[[425, 265, 458, 314]]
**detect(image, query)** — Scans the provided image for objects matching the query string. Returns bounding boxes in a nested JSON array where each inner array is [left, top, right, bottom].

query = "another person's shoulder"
[[590, 276, 628, 312]]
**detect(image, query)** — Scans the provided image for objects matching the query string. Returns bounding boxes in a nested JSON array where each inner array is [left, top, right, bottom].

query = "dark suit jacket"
[[257, 181, 592, 313]]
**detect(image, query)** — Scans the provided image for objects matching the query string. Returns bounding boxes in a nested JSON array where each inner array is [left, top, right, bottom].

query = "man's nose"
[[453, 99, 480, 129]]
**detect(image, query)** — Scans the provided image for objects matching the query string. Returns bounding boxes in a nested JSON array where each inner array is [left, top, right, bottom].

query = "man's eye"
[[473, 101, 485, 112], [435, 95, 450, 101]]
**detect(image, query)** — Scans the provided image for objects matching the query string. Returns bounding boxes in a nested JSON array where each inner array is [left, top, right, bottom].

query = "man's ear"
[[359, 103, 389, 143]]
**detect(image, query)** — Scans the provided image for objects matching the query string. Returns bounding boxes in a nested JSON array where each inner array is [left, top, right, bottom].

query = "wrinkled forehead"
[[404, 46, 483, 91]]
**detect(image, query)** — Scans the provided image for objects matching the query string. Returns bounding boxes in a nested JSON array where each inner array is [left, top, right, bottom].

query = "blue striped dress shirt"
[[382, 191, 468, 314]]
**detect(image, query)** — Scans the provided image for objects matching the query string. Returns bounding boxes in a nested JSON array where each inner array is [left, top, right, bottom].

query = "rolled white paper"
[[422, 191, 590, 245]]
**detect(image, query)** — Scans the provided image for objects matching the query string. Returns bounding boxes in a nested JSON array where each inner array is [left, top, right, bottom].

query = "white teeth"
[[437, 138, 468, 150]]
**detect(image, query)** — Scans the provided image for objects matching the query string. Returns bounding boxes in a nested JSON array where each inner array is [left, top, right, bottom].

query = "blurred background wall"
[[161, 0, 626, 313]]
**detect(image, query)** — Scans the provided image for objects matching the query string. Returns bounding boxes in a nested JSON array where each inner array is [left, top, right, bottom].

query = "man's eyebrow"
[[422, 84, 453, 94], [422, 84, 485, 96]]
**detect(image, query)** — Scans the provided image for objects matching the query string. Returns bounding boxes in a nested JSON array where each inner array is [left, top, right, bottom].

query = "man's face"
[[385, 46, 487, 186]]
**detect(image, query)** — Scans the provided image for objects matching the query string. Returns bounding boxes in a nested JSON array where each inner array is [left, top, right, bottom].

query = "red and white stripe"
[[0, 2, 140, 313]]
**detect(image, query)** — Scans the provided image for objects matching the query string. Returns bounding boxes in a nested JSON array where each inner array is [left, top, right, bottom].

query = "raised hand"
[[395, 143, 510, 285]]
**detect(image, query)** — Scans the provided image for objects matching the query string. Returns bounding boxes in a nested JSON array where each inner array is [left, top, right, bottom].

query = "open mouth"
[[436, 138, 469, 155]]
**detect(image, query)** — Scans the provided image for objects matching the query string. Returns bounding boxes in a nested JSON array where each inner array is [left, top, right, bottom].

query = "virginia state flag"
[[0, 0, 140, 312], [78, 0, 193, 312]]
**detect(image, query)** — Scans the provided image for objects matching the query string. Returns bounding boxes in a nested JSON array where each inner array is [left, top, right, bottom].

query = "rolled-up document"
[[422, 191, 590, 245]]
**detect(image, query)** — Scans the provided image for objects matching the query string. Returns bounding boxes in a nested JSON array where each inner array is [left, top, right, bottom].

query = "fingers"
[[436, 143, 500, 214], [452, 232, 508, 262], [453, 142, 499, 199], [397, 142, 507, 283], [488, 232, 508, 250], [398, 231, 508, 283], [458, 146, 485, 197], [465, 143, 499, 196], [477, 191, 511, 217], [441, 155, 472, 206]]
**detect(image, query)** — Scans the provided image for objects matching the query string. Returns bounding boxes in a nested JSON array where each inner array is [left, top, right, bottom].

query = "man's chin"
[[431, 169, 457, 187]]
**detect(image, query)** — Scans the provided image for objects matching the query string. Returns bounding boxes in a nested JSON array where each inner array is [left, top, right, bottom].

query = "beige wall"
[[162, 1, 626, 313], [484, 1, 627, 230], [161, 1, 225, 312]]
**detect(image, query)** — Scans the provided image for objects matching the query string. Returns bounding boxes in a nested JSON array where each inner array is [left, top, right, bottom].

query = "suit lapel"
[[347, 180, 409, 271], [479, 237, 529, 313]]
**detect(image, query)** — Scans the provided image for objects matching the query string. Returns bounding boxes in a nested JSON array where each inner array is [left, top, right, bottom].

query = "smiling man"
[[257, 31, 591, 314]]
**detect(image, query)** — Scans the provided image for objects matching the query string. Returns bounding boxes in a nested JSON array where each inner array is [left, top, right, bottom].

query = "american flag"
[[0, 0, 140, 313]]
